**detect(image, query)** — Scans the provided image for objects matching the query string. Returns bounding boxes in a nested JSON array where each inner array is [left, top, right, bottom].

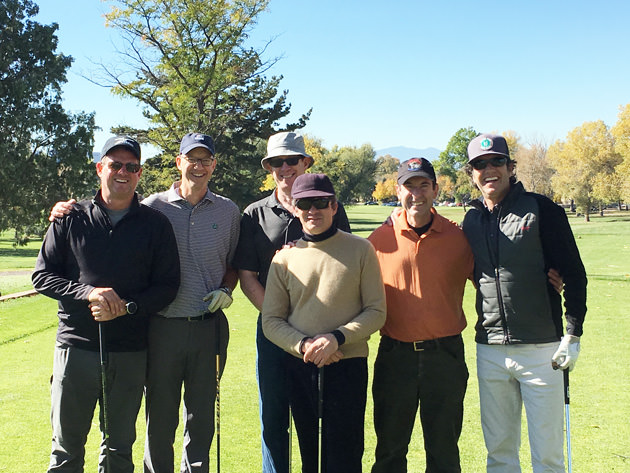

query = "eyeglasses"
[[267, 156, 303, 168], [295, 198, 332, 211], [470, 156, 508, 170], [183, 156, 215, 166], [107, 161, 142, 173]]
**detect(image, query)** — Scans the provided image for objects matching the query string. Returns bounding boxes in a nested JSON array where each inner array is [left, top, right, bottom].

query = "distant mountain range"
[[375, 146, 441, 161]]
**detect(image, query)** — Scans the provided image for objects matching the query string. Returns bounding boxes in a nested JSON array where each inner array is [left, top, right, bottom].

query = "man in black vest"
[[462, 133, 587, 473]]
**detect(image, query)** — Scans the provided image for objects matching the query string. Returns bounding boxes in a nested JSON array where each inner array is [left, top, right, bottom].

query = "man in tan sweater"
[[262, 173, 386, 473]]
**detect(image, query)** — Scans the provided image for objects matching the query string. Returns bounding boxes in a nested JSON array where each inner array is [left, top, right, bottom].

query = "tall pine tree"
[[0, 0, 96, 244]]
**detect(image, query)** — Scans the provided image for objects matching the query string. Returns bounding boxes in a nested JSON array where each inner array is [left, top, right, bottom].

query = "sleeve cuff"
[[331, 330, 345, 346]]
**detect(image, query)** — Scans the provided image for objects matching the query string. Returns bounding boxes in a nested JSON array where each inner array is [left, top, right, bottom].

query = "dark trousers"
[[286, 355, 367, 473], [371, 335, 468, 473], [144, 313, 229, 473], [256, 315, 290, 473], [49, 344, 146, 473]]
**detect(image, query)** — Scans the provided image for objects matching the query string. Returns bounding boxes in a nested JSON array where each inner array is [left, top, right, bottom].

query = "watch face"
[[126, 302, 138, 315]]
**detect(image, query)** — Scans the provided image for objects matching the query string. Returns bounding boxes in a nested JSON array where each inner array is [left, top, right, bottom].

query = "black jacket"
[[462, 182, 587, 344], [32, 192, 181, 351]]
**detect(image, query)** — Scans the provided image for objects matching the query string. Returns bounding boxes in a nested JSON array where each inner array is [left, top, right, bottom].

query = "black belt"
[[382, 334, 461, 352], [158, 312, 217, 322]]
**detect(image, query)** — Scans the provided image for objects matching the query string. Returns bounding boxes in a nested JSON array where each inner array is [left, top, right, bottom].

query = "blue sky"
[[35, 0, 630, 156]]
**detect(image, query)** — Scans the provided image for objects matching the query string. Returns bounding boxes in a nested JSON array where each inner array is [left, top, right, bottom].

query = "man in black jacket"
[[33, 136, 181, 473], [462, 133, 587, 473], [234, 132, 351, 473]]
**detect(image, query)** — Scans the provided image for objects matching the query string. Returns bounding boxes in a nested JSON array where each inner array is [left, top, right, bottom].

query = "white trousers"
[[477, 342, 565, 473]]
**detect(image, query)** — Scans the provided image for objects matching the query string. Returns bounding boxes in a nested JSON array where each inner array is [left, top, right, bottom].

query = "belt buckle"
[[413, 341, 425, 352]]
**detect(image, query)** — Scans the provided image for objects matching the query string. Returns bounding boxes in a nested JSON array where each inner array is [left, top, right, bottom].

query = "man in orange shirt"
[[368, 158, 474, 473]]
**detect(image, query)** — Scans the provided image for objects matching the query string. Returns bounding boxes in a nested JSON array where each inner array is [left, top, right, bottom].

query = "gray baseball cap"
[[467, 134, 510, 162], [261, 131, 312, 168]]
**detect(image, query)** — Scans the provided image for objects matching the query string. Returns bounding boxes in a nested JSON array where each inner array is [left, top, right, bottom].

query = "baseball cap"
[[467, 134, 510, 162], [179, 132, 215, 156], [261, 131, 312, 169], [397, 158, 436, 185], [101, 136, 141, 160], [291, 173, 336, 199]]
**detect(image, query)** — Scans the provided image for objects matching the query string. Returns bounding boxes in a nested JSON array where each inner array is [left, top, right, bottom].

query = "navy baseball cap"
[[467, 134, 510, 162], [101, 136, 141, 160], [179, 132, 215, 156], [397, 158, 436, 185], [291, 173, 336, 199]]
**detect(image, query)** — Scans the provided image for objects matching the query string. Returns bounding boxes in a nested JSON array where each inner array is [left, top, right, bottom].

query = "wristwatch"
[[125, 301, 138, 315]]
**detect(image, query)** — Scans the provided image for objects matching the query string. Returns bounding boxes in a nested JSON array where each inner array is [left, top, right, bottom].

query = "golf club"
[[288, 405, 293, 473], [562, 368, 572, 473], [98, 322, 111, 473], [552, 361, 572, 473], [215, 313, 221, 473], [317, 366, 324, 473]]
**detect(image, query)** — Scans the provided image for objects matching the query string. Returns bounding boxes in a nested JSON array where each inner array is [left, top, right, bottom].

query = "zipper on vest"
[[487, 207, 511, 344]]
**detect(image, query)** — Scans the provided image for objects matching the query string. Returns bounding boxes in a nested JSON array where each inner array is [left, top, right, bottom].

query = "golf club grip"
[[98, 323, 112, 472], [563, 368, 570, 405], [318, 367, 324, 418]]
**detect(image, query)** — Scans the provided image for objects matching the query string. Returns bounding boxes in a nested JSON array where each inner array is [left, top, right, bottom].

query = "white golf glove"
[[203, 287, 233, 313], [551, 334, 581, 371]]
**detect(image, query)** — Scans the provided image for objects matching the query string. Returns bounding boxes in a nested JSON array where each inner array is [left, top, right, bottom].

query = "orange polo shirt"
[[368, 208, 474, 342]]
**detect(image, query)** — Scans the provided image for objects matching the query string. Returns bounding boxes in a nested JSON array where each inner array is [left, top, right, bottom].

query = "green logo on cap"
[[480, 138, 493, 150]]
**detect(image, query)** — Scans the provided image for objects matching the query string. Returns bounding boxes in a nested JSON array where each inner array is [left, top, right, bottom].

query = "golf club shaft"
[[564, 369, 571, 473], [288, 405, 292, 473], [98, 323, 111, 473], [317, 367, 324, 473], [216, 314, 221, 473]]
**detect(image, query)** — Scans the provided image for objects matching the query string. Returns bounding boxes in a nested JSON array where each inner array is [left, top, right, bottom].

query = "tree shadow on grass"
[[588, 274, 630, 283], [0, 247, 39, 258], [350, 218, 384, 235]]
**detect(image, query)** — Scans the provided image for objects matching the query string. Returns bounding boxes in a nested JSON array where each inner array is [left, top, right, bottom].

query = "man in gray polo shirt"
[[49, 132, 240, 473], [141, 133, 240, 473]]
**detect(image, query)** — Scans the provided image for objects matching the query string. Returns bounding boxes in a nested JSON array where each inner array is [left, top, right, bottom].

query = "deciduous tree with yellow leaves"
[[372, 176, 397, 202], [547, 120, 621, 221], [611, 103, 630, 207]]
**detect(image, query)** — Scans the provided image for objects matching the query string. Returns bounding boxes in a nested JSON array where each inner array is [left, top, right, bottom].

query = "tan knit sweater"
[[262, 230, 386, 359]]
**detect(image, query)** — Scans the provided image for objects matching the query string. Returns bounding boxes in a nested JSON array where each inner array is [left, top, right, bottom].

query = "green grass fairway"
[[1, 206, 629, 472], [0, 231, 40, 296]]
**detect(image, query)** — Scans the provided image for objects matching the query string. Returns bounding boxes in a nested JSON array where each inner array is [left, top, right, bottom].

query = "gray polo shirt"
[[142, 182, 240, 318]]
